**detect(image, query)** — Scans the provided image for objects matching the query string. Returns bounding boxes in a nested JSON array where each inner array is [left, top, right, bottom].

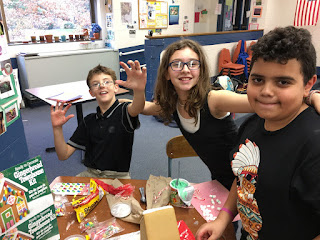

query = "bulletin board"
[[138, 0, 168, 29]]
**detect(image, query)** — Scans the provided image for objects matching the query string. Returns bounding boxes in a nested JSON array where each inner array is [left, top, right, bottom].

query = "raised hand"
[[116, 60, 147, 92], [50, 101, 74, 128]]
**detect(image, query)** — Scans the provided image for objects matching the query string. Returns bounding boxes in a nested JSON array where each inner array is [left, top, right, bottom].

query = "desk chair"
[[166, 135, 198, 177]]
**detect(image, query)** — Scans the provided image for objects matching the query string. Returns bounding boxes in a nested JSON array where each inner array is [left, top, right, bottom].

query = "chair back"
[[166, 135, 198, 177], [218, 48, 232, 72]]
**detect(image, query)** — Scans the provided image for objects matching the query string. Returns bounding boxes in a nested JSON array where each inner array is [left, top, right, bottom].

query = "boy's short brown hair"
[[86, 64, 117, 87]]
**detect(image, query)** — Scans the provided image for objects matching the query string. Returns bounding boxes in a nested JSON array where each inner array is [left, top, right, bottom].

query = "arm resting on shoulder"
[[310, 90, 320, 114], [208, 90, 254, 118]]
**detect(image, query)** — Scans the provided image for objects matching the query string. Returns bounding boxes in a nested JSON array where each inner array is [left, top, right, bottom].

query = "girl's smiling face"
[[167, 47, 200, 96]]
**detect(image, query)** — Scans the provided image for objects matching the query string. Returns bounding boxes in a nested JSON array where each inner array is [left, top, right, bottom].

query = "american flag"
[[294, 0, 320, 26]]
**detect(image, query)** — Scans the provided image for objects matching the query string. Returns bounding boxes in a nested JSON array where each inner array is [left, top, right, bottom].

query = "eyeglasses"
[[169, 60, 201, 71], [90, 80, 114, 89]]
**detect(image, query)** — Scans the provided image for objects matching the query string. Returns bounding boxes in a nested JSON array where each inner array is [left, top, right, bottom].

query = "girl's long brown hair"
[[154, 39, 210, 124]]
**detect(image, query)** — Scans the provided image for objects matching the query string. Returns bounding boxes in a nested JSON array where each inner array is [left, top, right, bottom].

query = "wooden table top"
[[50, 176, 235, 240]]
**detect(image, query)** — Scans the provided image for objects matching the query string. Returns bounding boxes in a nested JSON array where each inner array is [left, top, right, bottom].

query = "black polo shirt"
[[67, 100, 140, 172]]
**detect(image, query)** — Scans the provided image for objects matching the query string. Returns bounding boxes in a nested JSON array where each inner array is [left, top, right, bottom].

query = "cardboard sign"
[[0, 156, 60, 239]]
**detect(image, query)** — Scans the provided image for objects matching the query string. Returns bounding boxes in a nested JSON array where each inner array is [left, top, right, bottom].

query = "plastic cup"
[[170, 178, 190, 207]]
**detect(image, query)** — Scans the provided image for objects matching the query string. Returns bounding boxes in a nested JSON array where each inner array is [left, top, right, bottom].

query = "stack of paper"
[[47, 92, 82, 103]]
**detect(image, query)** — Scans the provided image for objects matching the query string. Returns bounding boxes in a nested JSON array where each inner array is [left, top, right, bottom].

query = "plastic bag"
[[86, 217, 124, 240], [53, 194, 68, 217], [94, 179, 135, 197], [79, 216, 99, 233], [211, 69, 241, 92]]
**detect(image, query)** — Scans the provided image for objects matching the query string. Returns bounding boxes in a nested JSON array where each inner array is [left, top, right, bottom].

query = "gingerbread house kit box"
[[0, 156, 59, 240]]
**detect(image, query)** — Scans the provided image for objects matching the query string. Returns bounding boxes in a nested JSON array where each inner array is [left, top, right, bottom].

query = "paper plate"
[[111, 203, 131, 218], [65, 234, 86, 240]]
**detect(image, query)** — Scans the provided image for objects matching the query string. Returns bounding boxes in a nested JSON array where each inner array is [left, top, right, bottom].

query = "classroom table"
[[50, 176, 236, 240], [25, 81, 129, 152]]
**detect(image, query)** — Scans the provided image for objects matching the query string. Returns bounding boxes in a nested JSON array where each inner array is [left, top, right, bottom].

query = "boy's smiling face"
[[247, 58, 315, 131], [89, 73, 118, 105]]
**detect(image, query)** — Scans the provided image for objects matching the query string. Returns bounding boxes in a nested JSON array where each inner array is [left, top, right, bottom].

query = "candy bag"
[[72, 179, 105, 222], [86, 217, 124, 240], [79, 215, 99, 233]]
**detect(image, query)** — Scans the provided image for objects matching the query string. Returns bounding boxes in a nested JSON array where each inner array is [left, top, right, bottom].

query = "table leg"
[[75, 104, 84, 125], [75, 104, 85, 160]]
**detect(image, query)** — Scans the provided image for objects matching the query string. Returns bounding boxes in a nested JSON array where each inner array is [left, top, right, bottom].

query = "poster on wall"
[[0, 59, 18, 105], [183, 19, 189, 31], [0, 35, 7, 57], [0, 74, 17, 103], [105, 0, 112, 13], [252, 6, 262, 18], [121, 2, 133, 24], [254, 0, 262, 6], [139, 0, 168, 29], [106, 13, 113, 28], [200, 9, 208, 23], [4, 99, 19, 127], [169, 5, 179, 25], [1, 59, 12, 76], [0, 156, 60, 239], [0, 106, 6, 136]]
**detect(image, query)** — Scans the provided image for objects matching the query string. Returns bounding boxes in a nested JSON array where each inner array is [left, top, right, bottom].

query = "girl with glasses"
[[140, 39, 252, 190]]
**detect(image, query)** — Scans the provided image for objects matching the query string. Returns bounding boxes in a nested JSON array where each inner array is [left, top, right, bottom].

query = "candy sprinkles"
[[199, 194, 222, 221]]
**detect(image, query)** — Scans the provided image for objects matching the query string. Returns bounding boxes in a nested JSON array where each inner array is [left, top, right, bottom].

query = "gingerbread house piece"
[[2, 230, 34, 240], [0, 177, 29, 234]]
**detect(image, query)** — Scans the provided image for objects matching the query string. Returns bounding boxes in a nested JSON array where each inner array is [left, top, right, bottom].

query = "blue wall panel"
[[0, 60, 29, 170], [0, 117, 29, 170]]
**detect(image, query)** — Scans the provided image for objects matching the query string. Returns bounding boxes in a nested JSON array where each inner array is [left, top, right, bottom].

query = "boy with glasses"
[[50, 62, 146, 178]]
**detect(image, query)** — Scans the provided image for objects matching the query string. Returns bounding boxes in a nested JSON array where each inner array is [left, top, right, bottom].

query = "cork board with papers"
[[139, 0, 168, 29]]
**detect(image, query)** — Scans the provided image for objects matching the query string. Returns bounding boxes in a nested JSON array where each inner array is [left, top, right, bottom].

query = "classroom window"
[[0, 0, 94, 43]]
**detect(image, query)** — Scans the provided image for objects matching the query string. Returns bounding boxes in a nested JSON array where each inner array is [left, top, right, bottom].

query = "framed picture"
[[0, 75, 15, 100], [0, 106, 6, 135], [169, 5, 179, 25], [4, 99, 20, 127], [255, 0, 262, 6], [252, 7, 263, 18], [249, 23, 259, 30]]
